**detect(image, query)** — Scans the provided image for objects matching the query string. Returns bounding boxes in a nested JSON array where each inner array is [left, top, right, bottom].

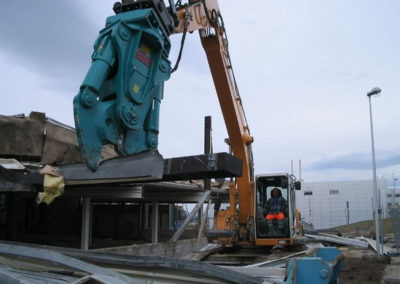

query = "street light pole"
[[367, 87, 382, 260]]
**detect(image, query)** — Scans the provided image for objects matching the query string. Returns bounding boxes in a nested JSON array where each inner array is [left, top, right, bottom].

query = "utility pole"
[[367, 87, 382, 260]]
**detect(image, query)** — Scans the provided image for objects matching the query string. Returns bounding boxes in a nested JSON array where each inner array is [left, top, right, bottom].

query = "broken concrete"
[[0, 112, 117, 165]]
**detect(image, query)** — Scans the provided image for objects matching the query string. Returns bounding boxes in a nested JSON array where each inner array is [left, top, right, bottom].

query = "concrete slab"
[[382, 265, 400, 283], [391, 256, 400, 265], [94, 238, 207, 258], [382, 256, 400, 284]]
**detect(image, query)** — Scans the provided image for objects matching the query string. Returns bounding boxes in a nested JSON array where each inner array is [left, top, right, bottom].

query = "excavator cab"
[[254, 174, 300, 246]]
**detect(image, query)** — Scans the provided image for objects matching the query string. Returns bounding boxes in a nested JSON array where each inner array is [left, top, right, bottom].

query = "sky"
[[0, 0, 399, 183]]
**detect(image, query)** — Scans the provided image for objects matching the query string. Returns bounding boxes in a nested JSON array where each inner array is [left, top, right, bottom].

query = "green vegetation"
[[324, 218, 394, 236]]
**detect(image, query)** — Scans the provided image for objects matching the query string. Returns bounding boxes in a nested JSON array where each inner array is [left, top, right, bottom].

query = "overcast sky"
[[0, 0, 399, 183]]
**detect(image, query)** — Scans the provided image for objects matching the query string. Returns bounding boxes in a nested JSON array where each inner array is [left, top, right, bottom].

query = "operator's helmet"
[[271, 187, 282, 197]]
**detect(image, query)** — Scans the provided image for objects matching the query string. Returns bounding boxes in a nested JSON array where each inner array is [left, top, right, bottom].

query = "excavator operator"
[[264, 188, 287, 221]]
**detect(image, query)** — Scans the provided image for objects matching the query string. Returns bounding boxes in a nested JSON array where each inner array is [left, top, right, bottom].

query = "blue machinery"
[[285, 247, 344, 284], [74, 1, 174, 171]]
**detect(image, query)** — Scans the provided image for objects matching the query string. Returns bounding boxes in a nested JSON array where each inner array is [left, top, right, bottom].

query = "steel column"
[[151, 201, 159, 244], [144, 203, 149, 229], [204, 116, 212, 191], [139, 203, 143, 236], [168, 203, 174, 229], [170, 190, 211, 242], [80, 197, 91, 250], [195, 199, 212, 252]]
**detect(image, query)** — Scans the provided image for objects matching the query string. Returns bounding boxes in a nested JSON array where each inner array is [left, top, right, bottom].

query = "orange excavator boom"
[[174, 0, 255, 238]]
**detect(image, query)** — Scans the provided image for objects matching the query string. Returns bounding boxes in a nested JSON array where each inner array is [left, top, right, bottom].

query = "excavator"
[[73, 0, 302, 247]]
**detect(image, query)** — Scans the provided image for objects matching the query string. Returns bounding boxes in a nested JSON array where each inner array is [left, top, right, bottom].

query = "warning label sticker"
[[135, 48, 152, 67]]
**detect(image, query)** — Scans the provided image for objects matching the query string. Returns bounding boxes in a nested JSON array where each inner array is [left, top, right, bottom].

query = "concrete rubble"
[[0, 112, 117, 165]]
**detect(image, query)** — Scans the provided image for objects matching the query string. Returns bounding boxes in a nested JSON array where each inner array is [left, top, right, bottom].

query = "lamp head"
[[367, 87, 381, 97]]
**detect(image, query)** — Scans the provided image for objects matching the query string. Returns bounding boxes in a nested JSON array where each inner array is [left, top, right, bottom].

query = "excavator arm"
[[174, 0, 255, 241]]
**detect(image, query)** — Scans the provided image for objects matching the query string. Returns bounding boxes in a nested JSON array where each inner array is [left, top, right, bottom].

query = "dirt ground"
[[339, 249, 388, 284]]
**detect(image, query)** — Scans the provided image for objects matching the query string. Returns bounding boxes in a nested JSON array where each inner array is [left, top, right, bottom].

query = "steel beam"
[[68, 183, 222, 202], [162, 152, 242, 181], [142, 186, 228, 203], [65, 186, 142, 199], [244, 251, 307, 268]]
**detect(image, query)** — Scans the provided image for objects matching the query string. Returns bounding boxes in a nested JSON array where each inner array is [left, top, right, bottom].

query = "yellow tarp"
[[36, 166, 65, 205]]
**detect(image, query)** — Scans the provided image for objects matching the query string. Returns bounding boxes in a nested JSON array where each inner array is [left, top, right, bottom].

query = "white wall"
[[295, 179, 386, 229]]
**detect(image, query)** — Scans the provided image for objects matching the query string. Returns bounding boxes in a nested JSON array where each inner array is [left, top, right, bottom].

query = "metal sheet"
[[359, 236, 393, 255], [0, 241, 261, 284], [305, 233, 369, 248], [0, 243, 138, 283], [0, 266, 78, 284], [0, 159, 25, 170]]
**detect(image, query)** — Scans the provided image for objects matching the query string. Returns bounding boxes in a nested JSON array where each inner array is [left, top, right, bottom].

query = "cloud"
[[308, 150, 400, 171], [0, 0, 98, 92]]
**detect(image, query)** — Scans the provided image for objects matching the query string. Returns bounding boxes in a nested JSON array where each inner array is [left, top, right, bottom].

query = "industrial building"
[[296, 179, 387, 229], [385, 186, 400, 216]]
